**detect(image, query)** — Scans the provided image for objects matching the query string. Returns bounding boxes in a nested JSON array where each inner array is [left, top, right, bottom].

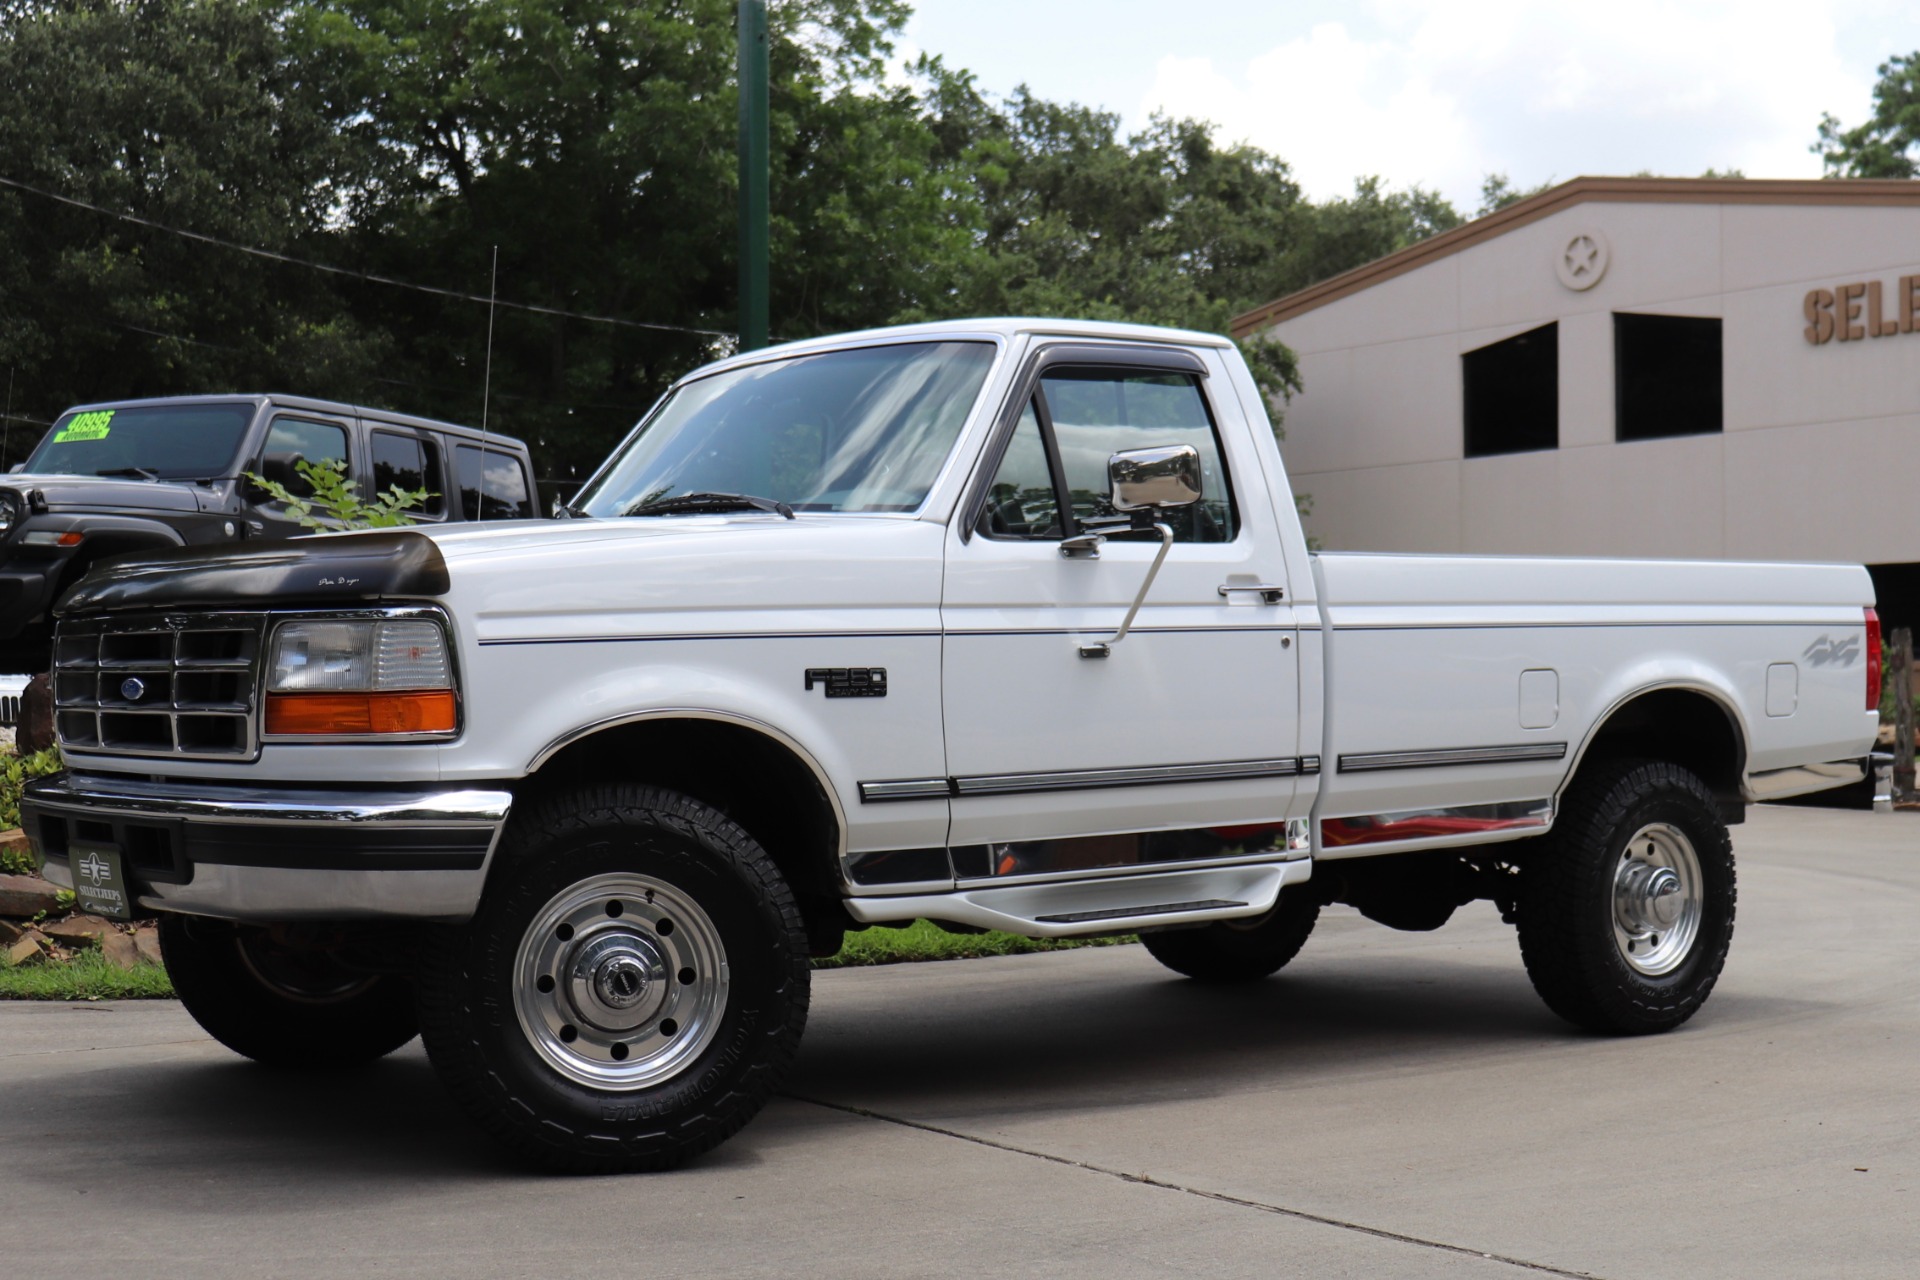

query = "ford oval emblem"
[[120, 677, 147, 702]]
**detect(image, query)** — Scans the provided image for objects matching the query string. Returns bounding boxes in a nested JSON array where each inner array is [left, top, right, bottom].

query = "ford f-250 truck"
[[21, 319, 1881, 1173]]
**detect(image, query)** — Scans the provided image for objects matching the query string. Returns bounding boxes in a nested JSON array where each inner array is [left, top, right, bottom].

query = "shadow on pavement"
[[790, 948, 1826, 1117]]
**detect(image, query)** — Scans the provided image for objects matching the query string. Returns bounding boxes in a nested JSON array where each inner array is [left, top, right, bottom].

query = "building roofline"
[[1229, 176, 1920, 339]]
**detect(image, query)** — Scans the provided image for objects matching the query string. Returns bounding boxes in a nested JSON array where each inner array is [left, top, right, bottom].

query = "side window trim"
[[959, 343, 1211, 542]]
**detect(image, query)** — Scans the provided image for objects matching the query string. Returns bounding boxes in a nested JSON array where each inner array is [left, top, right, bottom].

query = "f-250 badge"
[[1802, 635, 1861, 667], [804, 667, 887, 697]]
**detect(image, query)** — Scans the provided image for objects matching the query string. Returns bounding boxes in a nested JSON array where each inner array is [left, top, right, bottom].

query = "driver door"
[[939, 344, 1307, 879]]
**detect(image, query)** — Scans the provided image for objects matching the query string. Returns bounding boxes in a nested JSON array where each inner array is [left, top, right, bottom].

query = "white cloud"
[[1139, 0, 1876, 210]]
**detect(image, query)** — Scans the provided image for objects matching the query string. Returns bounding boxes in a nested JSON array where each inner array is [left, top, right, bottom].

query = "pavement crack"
[[788, 1093, 1610, 1280]]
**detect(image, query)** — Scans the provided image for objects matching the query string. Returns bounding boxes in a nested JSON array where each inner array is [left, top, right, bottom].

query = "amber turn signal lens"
[[265, 690, 456, 735]]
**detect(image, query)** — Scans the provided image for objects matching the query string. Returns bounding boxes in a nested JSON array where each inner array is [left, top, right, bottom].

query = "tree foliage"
[[0, 0, 1481, 484], [1816, 53, 1920, 178]]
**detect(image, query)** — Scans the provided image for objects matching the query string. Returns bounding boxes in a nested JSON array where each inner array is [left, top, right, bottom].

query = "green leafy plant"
[[1, 747, 62, 858], [245, 457, 431, 532]]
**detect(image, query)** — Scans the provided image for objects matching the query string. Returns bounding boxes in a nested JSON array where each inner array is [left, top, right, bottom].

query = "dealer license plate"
[[70, 842, 133, 921]]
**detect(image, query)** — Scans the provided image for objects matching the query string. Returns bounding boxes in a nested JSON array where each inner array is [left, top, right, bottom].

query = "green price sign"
[[54, 410, 114, 442]]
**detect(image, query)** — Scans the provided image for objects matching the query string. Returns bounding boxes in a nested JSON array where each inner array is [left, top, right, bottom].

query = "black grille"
[[53, 614, 265, 759]]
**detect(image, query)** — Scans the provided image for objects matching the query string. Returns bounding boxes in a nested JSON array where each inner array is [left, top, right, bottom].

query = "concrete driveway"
[[2, 805, 1914, 1278]]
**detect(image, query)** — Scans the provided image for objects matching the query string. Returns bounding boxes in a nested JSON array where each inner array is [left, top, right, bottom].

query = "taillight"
[[1866, 607, 1883, 712]]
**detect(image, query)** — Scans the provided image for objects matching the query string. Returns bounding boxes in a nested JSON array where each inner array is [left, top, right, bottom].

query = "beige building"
[[1232, 177, 1920, 632]]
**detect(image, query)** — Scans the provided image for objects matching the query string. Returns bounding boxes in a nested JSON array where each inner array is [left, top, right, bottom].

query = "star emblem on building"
[[1564, 235, 1600, 278]]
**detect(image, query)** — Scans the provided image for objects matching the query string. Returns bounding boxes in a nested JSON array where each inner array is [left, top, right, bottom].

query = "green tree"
[[1476, 173, 1554, 217], [295, 0, 969, 486], [1816, 53, 1920, 178], [0, 0, 388, 459]]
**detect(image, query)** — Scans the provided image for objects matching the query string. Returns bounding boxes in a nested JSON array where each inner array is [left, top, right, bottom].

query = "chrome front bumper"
[[21, 773, 514, 923]]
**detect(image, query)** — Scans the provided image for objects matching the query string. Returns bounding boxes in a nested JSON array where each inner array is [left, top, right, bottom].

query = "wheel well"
[[519, 718, 848, 952], [1573, 688, 1746, 820]]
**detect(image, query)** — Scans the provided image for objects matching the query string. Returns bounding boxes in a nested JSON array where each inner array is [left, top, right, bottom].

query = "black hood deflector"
[[56, 531, 450, 616]]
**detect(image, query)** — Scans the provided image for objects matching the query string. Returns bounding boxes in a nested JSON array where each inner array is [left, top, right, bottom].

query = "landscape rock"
[[133, 927, 162, 967], [17, 673, 53, 754], [6, 931, 46, 967], [0, 827, 30, 857], [0, 872, 59, 919], [0, 919, 25, 946], [101, 931, 139, 971], [42, 916, 113, 947]]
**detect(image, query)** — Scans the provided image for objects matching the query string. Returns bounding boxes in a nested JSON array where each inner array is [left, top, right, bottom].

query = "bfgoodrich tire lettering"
[[1517, 759, 1736, 1034], [416, 784, 809, 1173]]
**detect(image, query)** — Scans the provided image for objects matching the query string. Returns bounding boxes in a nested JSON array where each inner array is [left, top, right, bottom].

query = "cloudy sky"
[[899, 0, 1920, 211]]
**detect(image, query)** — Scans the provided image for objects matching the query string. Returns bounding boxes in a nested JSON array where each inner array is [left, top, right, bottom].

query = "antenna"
[[2, 366, 13, 470], [481, 245, 499, 432]]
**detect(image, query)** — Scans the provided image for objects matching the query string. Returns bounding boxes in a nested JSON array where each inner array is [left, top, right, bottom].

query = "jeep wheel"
[[1140, 891, 1320, 982], [158, 916, 419, 1067], [416, 785, 809, 1173], [1516, 759, 1736, 1034]]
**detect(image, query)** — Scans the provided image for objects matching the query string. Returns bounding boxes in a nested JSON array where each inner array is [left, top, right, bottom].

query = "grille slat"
[[53, 614, 265, 760]]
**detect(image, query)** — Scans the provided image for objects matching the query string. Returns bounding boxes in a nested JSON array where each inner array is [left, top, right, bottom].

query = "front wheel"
[[158, 916, 419, 1067], [416, 785, 810, 1173], [1516, 759, 1736, 1034]]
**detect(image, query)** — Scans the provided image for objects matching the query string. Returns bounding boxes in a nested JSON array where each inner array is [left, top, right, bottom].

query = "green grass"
[[0, 948, 173, 1001], [0, 918, 1128, 1001], [817, 918, 1135, 968]]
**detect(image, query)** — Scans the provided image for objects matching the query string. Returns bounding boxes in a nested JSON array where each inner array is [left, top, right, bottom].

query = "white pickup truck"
[[22, 319, 1881, 1172]]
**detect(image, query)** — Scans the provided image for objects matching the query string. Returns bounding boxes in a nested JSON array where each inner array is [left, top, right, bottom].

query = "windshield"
[[25, 404, 254, 479], [574, 341, 996, 517]]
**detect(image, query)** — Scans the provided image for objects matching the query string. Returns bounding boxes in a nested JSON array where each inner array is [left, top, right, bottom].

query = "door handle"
[[1218, 583, 1285, 604]]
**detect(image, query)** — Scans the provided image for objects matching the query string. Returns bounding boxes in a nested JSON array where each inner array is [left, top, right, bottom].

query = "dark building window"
[[1462, 322, 1558, 457], [1614, 313, 1722, 441]]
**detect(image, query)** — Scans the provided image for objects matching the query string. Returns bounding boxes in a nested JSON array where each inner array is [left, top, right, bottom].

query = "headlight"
[[0, 489, 21, 537], [265, 618, 456, 736]]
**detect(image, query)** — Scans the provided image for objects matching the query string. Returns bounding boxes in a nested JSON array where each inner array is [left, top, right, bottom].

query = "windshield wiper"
[[96, 466, 160, 481], [621, 491, 796, 520]]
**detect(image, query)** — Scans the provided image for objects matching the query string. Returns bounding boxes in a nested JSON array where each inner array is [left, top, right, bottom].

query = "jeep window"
[[457, 445, 532, 520], [373, 430, 446, 518], [25, 403, 252, 479], [574, 341, 996, 517], [258, 417, 349, 499]]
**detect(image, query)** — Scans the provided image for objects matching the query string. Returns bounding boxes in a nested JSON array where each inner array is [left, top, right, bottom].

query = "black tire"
[[1140, 891, 1320, 982], [1517, 759, 1736, 1034], [416, 784, 809, 1174], [158, 916, 419, 1067]]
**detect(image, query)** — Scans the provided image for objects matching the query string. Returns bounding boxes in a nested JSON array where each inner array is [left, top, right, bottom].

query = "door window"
[[976, 400, 1064, 539], [1038, 369, 1237, 542], [259, 417, 349, 499], [457, 445, 533, 520], [371, 430, 446, 517]]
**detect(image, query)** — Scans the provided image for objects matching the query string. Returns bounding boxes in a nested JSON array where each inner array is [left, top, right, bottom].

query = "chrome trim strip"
[[954, 757, 1304, 797], [858, 757, 1310, 802], [1743, 757, 1868, 803], [1319, 798, 1554, 854], [480, 630, 942, 647], [1338, 742, 1567, 773], [23, 773, 512, 828], [858, 778, 953, 803]]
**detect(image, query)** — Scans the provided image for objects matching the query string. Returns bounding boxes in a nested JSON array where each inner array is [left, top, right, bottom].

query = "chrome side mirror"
[[1109, 444, 1201, 512]]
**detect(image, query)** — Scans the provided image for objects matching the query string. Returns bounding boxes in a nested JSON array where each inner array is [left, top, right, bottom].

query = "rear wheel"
[[158, 916, 418, 1067], [416, 784, 809, 1173], [1517, 759, 1736, 1034], [1140, 892, 1320, 982]]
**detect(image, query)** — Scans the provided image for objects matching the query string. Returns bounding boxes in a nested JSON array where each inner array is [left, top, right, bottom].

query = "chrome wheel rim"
[[513, 872, 730, 1090], [1612, 822, 1703, 976]]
